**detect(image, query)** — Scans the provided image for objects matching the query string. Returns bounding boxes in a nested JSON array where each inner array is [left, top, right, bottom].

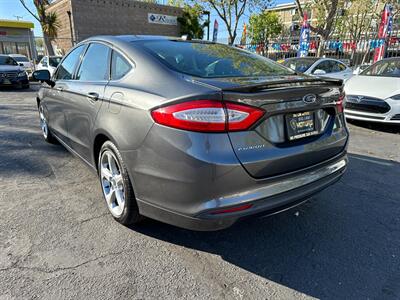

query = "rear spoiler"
[[223, 77, 343, 93]]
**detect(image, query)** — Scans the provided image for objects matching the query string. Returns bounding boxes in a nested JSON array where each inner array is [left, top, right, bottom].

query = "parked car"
[[344, 57, 400, 124], [0, 55, 29, 89], [9, 54, 34, 79], [33, 36, 348, 231], [282, 57, 353, 81], [36, 55, 62, 76]]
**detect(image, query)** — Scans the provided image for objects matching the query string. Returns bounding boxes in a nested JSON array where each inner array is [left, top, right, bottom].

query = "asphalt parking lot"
[[0, 84, 399, 300]]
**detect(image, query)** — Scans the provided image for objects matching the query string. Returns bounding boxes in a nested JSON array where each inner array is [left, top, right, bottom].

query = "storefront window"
[[2, 42, 17, 54], [16, 43, 30, 58]]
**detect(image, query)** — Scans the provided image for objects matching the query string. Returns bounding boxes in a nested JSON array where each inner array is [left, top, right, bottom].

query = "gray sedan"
[[33, 35, 348, 231]]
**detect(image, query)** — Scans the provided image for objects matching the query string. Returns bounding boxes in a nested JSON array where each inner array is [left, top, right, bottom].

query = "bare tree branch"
[[19, 0, 41, 22]]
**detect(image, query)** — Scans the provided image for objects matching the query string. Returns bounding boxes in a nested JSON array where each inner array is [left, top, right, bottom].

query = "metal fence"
[[237, 30, 400, 67]]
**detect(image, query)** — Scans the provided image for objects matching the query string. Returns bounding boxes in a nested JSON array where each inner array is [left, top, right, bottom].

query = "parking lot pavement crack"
[[79, 213, 109, 224], [0, 249, 130, 275]]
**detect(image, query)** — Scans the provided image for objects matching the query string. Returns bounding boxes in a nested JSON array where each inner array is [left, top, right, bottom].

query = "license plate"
[[286, 111, 318, 141]]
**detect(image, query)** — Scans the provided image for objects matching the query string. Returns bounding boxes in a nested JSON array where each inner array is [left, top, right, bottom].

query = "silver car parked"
[[283, 57, 353, 82], [33, 36, 348, 231]]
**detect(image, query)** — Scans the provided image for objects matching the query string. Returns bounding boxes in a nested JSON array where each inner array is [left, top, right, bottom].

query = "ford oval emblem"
[[303, 94, 317, 104]]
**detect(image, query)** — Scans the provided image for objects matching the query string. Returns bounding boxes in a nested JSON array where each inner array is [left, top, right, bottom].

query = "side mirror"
[[33, 70, 55, 87], [42, 62, 48, 67], [313, 69, 327, 75], [19, 63, 24, 67]]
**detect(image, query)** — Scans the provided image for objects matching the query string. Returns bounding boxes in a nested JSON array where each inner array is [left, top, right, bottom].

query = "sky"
[[0, 0, 293, 43]]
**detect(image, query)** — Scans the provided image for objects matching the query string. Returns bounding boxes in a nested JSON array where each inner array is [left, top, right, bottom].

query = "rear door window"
[[76, 43, 111, 81], [313, 61, 333, 74]]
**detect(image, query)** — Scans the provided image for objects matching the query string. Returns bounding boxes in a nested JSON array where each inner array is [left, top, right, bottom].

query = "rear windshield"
[[0, 56, 17, 66], [361, 59, 400, 77], [49, 57, 62, 67], [137, 40, 294, 78], [282, 59, 316, 73]]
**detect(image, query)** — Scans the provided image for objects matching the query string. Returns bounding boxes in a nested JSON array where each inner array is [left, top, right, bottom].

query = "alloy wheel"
[[39, 105, 48, 139], [100, 150, 126, 217]]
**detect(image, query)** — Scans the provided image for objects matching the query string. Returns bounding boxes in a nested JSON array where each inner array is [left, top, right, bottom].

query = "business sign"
[[373, 4, 393, 63], [212, 20, 219, 42], [297, 12, 310, 57], [148, 13, 177, 26]]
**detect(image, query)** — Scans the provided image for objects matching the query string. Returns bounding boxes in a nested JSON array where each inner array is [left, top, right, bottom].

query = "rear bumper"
[[136, 153, 347, 231]]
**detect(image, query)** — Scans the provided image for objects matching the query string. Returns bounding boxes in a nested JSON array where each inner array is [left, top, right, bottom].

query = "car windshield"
[[282, 59, 316, 73], [13, 56, 29, 62], [361, 59, 400, 77], [0, 56, 18, 66], [137, 40, 294, 78], [49, 57, 62, 67]]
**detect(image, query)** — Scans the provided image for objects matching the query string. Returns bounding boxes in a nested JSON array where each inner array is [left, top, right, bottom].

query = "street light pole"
[[67, 10, 75, 46]]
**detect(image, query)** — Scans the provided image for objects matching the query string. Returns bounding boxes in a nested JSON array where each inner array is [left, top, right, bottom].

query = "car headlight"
[[17, 71, 27, 77], [389, 94, 400, 100]]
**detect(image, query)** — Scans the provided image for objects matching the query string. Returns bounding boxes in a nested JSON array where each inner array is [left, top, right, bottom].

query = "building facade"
[[0, 19, 36, 60], [47, 0, 183, 54]]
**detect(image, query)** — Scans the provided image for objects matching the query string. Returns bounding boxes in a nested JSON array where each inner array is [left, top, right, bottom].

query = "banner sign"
[[148, 13, 177, 26], [373, 4, 393, 63], [212, 20, 219, 42], [297, 12, 310, 57]]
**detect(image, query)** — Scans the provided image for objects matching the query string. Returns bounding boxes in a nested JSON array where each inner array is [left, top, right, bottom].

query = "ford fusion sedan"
[[344, 57, 400, 124], [0, 55, 29, 89], [33, 36, 348, 231], [283, 57, 353, 81]]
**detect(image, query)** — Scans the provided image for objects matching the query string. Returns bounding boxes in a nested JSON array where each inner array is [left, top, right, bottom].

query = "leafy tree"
[[248, 11, 282, 44], [178, 4, 209, 39], [200, 0, 252, 45], [295, 0, 343, 57], [19, 0, 60, 56]]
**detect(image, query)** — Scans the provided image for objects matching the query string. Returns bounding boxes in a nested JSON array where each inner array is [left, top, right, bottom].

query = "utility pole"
[[14, 15, 23, 20]]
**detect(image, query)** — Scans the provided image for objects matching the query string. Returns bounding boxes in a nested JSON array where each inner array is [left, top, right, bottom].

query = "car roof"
[[83, 35, 214, 45], [8, 54, 27, 57], [285, 57, 319, 62]]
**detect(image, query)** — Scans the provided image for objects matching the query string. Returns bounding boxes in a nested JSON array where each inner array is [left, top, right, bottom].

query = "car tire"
[[98, 141, 142, 225], [38, 102, 57, 144]]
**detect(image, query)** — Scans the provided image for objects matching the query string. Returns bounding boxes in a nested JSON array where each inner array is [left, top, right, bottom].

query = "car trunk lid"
[[194, 75, 347, 178]]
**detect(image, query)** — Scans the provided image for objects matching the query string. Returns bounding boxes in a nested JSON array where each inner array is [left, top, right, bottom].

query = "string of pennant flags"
[[237, 3, 397, 63], [242, 37, 399, 53]]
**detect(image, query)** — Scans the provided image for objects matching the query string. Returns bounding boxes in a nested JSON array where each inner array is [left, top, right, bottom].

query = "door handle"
[[87, 92, 99, 101], [55, 86, 63, 92]]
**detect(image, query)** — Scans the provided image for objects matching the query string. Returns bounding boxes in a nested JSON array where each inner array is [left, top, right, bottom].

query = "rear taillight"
[[336, 93, 345, 113], [151, 100, 265, 132]]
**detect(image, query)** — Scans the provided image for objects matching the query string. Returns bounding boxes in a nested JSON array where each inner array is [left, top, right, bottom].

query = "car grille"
[[345, 95, 391, 114], [0, 72, 18, 79], [345, 112, 386, 120]]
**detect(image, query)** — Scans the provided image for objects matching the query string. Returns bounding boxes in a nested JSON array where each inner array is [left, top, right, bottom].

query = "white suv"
[[36, 56, 62, 76]]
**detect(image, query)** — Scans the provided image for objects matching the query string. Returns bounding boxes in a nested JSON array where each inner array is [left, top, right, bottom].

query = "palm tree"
[[19, 0, 60, 56]]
